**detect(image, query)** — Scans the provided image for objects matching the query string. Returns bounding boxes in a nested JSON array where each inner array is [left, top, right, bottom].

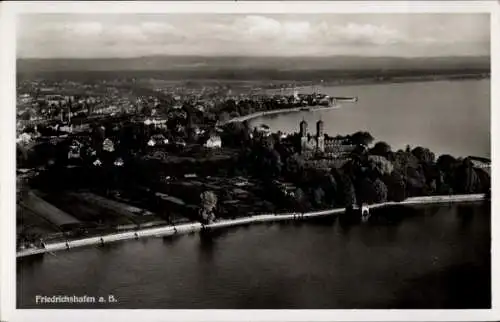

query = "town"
[[16, 76, 491, 252]]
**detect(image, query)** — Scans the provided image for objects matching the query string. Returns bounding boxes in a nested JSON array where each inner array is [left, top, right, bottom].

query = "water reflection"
[[198, 229, 227, 261], [17, 254, 45, 275], [456, 205, 475, 228], [369, 206, 419, 226], [161, 234, 183, 245], [98, 241, 123, 253], [307, 216, 337, 226], [338, 212, 361, 231]]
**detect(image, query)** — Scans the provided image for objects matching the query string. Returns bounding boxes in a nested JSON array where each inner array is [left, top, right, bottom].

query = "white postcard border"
[[1, 1, 498, 321]]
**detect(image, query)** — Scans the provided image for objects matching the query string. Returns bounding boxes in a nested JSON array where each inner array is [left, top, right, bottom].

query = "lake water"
[[17, 202, 491, 309], [251, 80, 490, 158]]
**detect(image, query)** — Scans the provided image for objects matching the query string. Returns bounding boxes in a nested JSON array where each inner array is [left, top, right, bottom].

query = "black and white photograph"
[[1, 1, 498, 321]]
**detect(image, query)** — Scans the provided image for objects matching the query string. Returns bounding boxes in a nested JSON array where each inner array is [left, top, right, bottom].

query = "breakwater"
[[16, 193, 486, 258]]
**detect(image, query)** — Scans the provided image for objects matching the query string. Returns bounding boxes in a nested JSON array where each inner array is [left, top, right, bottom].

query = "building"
[[16, 132, 32, 145], [144, 118, 167, 128], [273, 180, 297, 197], [300, 119, 327, 153], [102, 138, 115, 152], [174, 139, 187, 147], [468, 156, 490, 169], [147, 134, 169, 147], [67, 140, 82, 159], [114, 157, 124, 167], [204, 135, 222, 148], [59, 124, 73, 133], [299, 119, 356, 158], [255, 124, 271, 137]]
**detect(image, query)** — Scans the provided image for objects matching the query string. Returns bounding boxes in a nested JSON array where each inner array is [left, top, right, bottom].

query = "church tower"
[[316, 119, 324, 152], [300, 119, 308, 153]]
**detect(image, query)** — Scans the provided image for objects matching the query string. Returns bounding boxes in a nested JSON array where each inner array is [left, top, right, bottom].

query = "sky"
[[17, 13, 490, 58]]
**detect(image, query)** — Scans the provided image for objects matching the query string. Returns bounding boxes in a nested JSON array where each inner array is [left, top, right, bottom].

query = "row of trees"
[[220, 122, 490, 212]]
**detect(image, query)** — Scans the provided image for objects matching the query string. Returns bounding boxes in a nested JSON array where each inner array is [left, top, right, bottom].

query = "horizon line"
[[17, 54, 491, 60]]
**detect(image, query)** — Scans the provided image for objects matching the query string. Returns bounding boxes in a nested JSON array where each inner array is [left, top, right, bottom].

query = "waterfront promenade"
[[16, 193, 486, 258]]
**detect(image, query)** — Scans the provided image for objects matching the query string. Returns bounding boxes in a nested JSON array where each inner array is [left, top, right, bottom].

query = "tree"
[[312, 187, 326, 208], [393, 150, 420, 172], [293, 188, 310, 212], [199, 191, 218, 224], [436, 154, 459, 190], [17, 144, 29, 168], [251, 145, 283, 179], [372, 178, 388, 203], [218, 111, 230, 123], [474, 168, 491, 193], [370, 141, 392, 157], [334, 171, 357, 208], [285, 153, 305, 177], [222, 121, 250, 147], [350, 144, 368, 161], [382, 170, 406, 202], [420, 162, 440, 195], [437, 154, 457, 172], [19, 110, 32, 121], [91, 124, 106, 153], [342, 158, 362, 181], [142, 104, 152, 116], [405, 166, 427, 196], [349, 131, 374, 147], [322, 173, 338, 206], [411, 146, 435, 164], [454, 158, 481, 194], [391, 150, 427, 196], [269, 149, 283, 177], [367, 155, 394, 177], [359, 178, 375, 204], [224, 99, 237, 114]]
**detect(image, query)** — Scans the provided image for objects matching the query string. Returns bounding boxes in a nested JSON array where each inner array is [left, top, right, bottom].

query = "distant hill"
[[17, 55, 490, 73]]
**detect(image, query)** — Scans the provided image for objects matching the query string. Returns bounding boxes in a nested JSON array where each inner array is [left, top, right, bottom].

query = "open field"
[[19, 191, 80, 228]]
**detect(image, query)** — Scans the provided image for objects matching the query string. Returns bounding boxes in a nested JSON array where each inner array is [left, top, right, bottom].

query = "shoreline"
[[217, 105, 343, 126], [263, 74, 490, 89], [16, 193, 486, 258], [218, 76, 489, 126]]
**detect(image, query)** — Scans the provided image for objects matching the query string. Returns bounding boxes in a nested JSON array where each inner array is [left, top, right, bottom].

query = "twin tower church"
[[298, 119, 355, 158]]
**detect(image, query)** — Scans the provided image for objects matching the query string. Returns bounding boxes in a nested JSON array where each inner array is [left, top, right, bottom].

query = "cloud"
[[67, 22, 104, 35], [17, 14, 490, 58], [331, 23, 404, 45], [210, 16, 406, 46], [140, 22, 177, 34], [23, 20, 179, 39]]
